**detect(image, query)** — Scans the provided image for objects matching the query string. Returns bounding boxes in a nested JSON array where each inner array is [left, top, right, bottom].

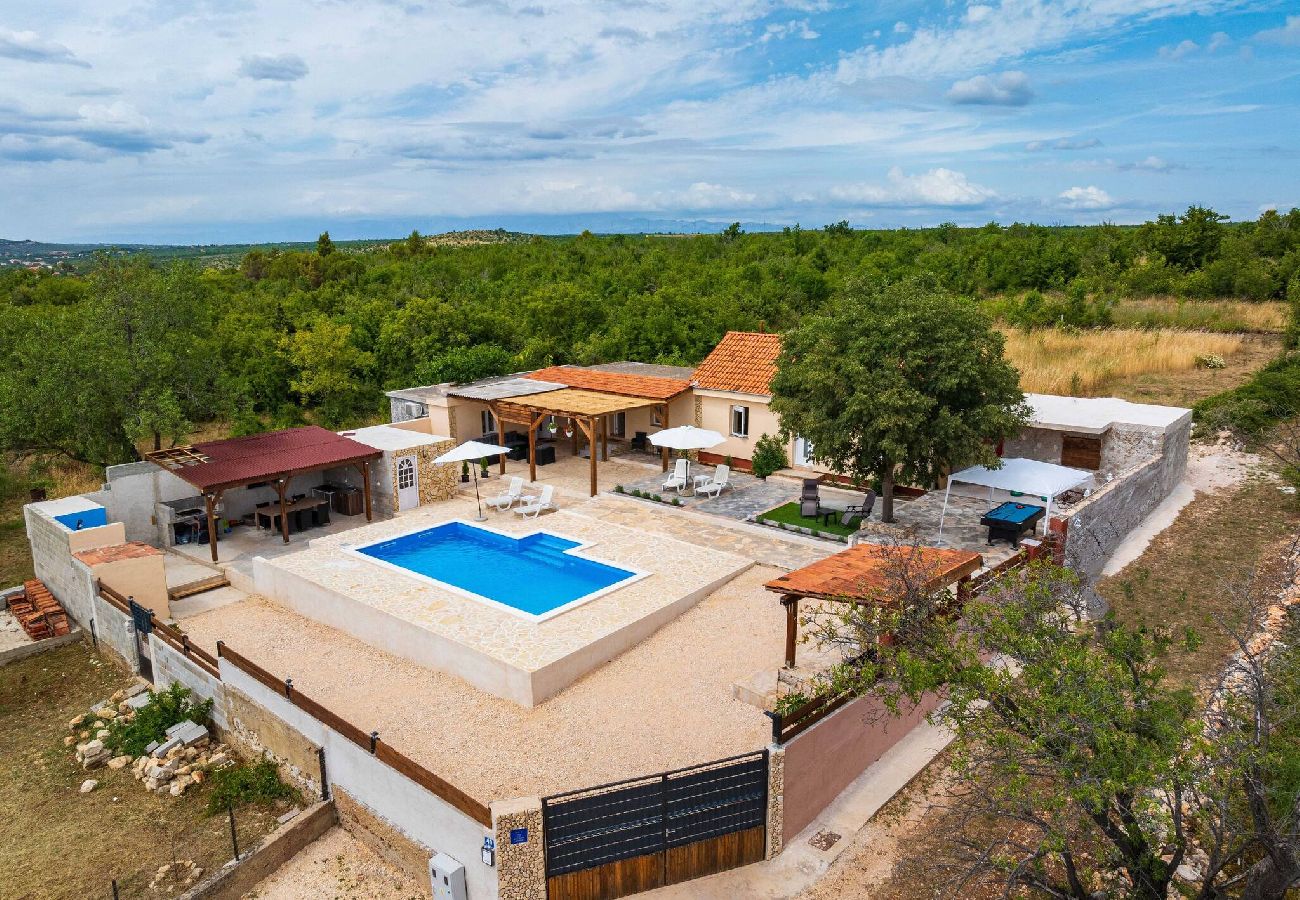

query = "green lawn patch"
[[759, 501, 861, 537]]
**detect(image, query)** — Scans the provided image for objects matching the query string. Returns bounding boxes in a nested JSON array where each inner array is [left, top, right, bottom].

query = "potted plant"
[[479, 457, 490, 479], [460, 461, 470, 483], [547, 418, 558, 436]]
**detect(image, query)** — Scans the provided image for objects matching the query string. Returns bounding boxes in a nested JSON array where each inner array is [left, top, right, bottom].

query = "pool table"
[[980, 501, 1046, 546]]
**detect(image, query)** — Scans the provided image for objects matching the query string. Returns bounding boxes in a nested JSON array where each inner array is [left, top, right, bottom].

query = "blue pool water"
[[54, 507, 107, 531], [355, 521, 637, 617]]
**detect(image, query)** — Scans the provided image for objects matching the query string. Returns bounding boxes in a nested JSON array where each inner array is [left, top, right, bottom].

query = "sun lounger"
[[514, 484, 555, 518], [485, 476, 525, 510], [695, 464, 731, 498], [662, 458, 689, 493]]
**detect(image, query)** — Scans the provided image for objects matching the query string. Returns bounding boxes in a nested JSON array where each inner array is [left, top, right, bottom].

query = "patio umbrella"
[[649, 425, 725, 488], [433, 440, 513, 521]]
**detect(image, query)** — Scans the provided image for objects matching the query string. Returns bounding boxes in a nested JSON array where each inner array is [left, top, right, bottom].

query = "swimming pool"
[[350, 521, 643, 620]]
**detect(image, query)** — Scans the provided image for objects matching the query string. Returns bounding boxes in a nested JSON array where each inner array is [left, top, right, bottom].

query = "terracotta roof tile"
[[524, 366, 690, 401], [765, 544, 982, 604], [74, 541, 161, 567], [691, 331, 782, 396]]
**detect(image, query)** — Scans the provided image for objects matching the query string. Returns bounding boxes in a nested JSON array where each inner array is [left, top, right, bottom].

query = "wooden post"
[[782, 595, 799, 668], [577, 417, 597, 496], [361, 461, 373, 521], [571, 418, 579, 456], [496, 410, 506, 475], [275, 479, 290, 544], [601, 415, 608, 461], [660, 403, 670, 472], [529, 412, 547, 483], [204, 492, 220, 563]]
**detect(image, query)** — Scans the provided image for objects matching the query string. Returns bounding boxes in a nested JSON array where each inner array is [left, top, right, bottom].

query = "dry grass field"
[[1002, 327, 1246, 396], [1112, 298, 1288, 333]]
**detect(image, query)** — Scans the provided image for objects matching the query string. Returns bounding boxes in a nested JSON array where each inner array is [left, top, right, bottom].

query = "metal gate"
[[128, 598, 154, 682], [542, 750, 768, 900]]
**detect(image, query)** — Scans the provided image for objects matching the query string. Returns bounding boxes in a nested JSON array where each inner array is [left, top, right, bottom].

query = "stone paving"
[[620, 466, 803, 521], [573, 493, 837, 572]]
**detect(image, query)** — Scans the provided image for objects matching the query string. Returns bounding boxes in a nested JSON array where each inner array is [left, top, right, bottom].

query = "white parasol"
[[649, 426, 725, 485], [434, 440, 513, 521]]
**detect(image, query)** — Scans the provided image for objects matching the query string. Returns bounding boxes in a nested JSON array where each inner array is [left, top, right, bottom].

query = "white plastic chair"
[[484, 476, 525, 511], [695, 464, 730, 498], [514, 484, 555, 518], [662, 458, 688, 493]]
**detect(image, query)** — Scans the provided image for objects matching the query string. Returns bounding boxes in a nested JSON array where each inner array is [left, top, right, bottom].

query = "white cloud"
[[1159, 39, 1198, 59], [761, 19, 819, 42], [1026, 137, 1102, 151], [0, 29, 90, 68], [1255, 15, 1300, 45], [832, 167, 999, 207], [892, 21, 910, 34], [946, 70, 1033, 106], [1207, 31, 1231, 52], [1059, 185, 1116, 210]]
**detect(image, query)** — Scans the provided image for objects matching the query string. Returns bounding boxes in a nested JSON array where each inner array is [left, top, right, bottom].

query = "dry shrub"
[[1112, 298, 1288, 333], [1001, 327, 1245, 395]]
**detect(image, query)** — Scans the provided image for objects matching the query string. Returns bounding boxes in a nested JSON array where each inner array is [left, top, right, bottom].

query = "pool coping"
[[339, 518, 650, 623]]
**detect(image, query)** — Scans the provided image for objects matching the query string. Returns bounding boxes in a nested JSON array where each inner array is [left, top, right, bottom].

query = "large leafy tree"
[[0, 256, 215, 466], [809, 548, 1300, 899], [769, 278, 1028, 521]]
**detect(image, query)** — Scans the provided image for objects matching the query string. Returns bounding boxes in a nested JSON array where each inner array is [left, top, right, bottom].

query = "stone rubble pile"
[[67, 684, 233, 798], [148, 860, 204, 892]]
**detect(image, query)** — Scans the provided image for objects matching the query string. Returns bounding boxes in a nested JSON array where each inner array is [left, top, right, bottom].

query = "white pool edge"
[[339, 518, 650, 623]]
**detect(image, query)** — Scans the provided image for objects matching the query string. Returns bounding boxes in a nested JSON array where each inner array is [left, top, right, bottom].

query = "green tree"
[[285, 317, 374, 425], [807, 552, 1300, 899], [316, 231, 335, 257], [769, 278, 1028, 521]]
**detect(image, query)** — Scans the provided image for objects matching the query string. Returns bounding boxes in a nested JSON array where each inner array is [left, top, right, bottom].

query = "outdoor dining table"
[[255, 496, 330, 533]]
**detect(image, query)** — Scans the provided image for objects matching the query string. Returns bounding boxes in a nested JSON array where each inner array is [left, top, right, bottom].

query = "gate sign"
[[509, 828, 528, 844]]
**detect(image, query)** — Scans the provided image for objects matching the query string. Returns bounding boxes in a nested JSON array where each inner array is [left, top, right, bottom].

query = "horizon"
[[3, 2, 1298, 244]]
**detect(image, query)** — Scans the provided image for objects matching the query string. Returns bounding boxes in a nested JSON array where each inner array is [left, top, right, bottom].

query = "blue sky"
[[1, 0, 1297, 243]]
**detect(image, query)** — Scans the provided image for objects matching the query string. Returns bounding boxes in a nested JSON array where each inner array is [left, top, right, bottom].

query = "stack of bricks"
[[7, 579, 71, 640]]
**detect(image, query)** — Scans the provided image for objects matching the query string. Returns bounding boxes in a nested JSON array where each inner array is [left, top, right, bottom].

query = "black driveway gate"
[[542, 749, 768, 900]]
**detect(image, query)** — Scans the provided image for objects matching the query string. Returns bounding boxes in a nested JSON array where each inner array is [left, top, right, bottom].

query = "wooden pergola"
[[765, 544, 983, 668], [488, 389, 671, 496], [146, 426, 382, 562]]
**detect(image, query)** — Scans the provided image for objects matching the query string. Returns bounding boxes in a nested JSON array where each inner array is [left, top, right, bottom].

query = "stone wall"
[[1063, 455, 1167, 580], [1002, 426, 1063, 465], [492, 797, 546, 900], [765, 747, 785, 858], [334, 787, 437, 886], [222, 684, 322, 795]]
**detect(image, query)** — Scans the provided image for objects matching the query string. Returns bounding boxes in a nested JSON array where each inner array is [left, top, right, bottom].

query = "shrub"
[[671, 497, 682, 507], [105, 682, 213, 758], [751, 433, 788, 479], [652, 494, 662, 502], [1197, 354, 1226, 369], [206, 759, 298, 814], [773, 691, 810, 716], [613, 484, 624, 494]]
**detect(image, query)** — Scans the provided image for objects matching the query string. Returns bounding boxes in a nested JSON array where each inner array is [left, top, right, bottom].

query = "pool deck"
[[253, 495, 752, 706]]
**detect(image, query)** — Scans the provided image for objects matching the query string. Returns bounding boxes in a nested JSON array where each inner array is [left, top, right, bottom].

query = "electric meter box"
[[429, 852, 467, 900]]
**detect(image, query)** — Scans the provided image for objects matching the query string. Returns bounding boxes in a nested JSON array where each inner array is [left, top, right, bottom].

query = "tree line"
[[1, 207, 1297, 470]]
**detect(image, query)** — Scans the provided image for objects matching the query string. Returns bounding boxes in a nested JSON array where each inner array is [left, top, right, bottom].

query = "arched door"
[[396, 456, 419, 511]]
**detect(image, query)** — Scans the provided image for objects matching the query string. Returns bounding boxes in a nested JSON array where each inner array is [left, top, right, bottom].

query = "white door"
[[794, 437, 815, 468], [396, 456, 419, 511]]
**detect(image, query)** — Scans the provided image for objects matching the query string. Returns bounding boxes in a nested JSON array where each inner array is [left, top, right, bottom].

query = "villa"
[[19, 330, 1192, 900]]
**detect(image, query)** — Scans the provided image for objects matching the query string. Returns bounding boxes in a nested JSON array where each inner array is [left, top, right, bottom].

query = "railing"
[[98, 581, 220, 678], [766, 535, 1063, 746], [216, 642, 492, 827]]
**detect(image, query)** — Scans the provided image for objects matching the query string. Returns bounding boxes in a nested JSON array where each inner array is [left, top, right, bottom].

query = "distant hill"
[[424, 228, 534, 247]]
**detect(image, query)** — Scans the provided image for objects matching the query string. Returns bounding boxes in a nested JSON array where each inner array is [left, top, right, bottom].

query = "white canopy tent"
[[938, 457, 1094, 542]]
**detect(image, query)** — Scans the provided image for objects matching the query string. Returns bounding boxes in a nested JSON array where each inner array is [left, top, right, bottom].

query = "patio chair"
[[800, 478, 821, 518], [839, 490, 876, 527], [514, 484, 555, 519], [484, 476, 525, 511], [662, 458, 689, 493], [695, 464, 731, 499]]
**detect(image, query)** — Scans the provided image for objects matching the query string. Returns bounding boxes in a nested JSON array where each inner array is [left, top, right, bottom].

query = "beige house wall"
[[94, 554, 169, 617], [694, 389, 829, 473]]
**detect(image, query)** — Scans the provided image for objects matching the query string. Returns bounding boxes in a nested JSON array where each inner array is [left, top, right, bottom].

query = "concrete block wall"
[[150, 634, 228, 730], [102, 461, 199, 545], [221, 659, 496, 899], [23, 504, 119, 623]]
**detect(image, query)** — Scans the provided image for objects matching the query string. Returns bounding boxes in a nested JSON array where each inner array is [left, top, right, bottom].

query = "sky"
[[1, 0, 1297, 243]]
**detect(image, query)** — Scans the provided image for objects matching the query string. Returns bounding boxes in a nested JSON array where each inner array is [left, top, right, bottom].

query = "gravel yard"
[[245, 827, 426, 900], [180, 565, 785, 802]]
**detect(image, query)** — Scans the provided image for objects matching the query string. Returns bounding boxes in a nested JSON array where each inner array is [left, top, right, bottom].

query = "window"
[[481, 409, 495, 437], [397, 457, 416, 490], [651, 408, 662, 427], [610, 412, 626, 437], [730, 405, 750, 438]]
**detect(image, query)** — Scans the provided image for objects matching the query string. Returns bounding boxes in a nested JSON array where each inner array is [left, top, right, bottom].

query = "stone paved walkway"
[[621, 467, 802, 521], [573, 494, 836, 571]]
